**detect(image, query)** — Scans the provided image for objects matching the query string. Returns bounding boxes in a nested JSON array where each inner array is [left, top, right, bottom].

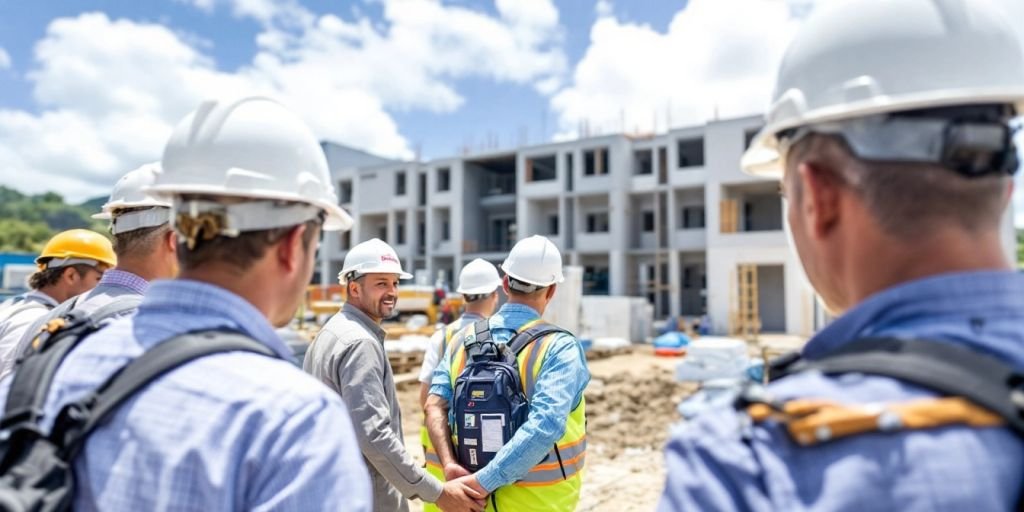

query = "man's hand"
[[435, 476, 487, 512], [443, 462, 470, 481], [462, 475, 488, 499]]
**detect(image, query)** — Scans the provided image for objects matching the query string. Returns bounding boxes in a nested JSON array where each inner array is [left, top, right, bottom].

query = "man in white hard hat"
[[0, 96, 371, 509], [418, 259, 502, 512], [0, 229, 115, 378], [660, 1, 1024, 510], [304, 238, 485, 512], [10, 163, 180, 373], [425, 235, 590, 511]]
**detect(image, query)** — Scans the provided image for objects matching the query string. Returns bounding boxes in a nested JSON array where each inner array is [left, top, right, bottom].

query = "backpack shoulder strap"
[[0, 312, 100, 430], [59, 331, 276, 458], [771, 337, 1024, 435], [85, 296, 143, 324], [508, 321, 570, 356]]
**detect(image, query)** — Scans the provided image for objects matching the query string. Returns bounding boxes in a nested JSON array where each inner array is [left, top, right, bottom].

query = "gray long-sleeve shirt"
[[304, 303, 442, 512]]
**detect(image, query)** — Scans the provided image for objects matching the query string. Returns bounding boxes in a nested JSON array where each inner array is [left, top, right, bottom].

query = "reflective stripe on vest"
[[448, 317, 587, 511]]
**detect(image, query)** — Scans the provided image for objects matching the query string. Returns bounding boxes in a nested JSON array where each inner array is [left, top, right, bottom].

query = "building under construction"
[[315, 114, 1016, 337]]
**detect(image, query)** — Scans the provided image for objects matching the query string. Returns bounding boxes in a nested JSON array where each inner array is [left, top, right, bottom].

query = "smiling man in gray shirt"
[[304, 238, 484, 512]]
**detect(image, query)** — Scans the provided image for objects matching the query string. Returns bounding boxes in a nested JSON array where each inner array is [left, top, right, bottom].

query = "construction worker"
[[304, 238, 485, 512], [0, 96, 371, 509], [425, 235, 590, 511], [659, 1, 1024, 510], [10, 163, 179, 369], [0, 229, 114, 378], [419, 259, 503, 512]]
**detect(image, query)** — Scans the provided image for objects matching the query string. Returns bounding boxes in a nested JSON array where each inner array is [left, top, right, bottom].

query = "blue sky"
[[1, 0, 1023, 228], [0, 1, 689, 171]]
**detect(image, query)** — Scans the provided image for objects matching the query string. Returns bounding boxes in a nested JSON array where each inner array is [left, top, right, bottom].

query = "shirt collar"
[[342, 302, 387, 341], [97, 269, 149, 295], [140, 279, 293, 359], [25, 290, 59, 307], [804, 270, 1024, 360], [460, 311, 485, 322]]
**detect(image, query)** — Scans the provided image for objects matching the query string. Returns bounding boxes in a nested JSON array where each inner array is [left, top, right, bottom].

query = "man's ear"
[[276, 224, 308, 273], [165, 229, 178, 255], [61, 266, 79, 285], [795, 161, 843, 239], [546, 284, 557, 301]]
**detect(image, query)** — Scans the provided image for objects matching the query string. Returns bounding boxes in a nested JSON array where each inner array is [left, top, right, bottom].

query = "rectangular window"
[[633, 149, 653, 175], [377, 226, 387, 240], [396, 222, 406, 244], [642, 210, 655, 232], [395, 171, 406, 196], [527, 155, 557, 181], [339, 231, 351, 250], [441, 219, 450, 241], [338, 180, 352, 204], [677, 138, 705, 168], [584, 147, 609, 176], [438, 167, 450, 192], [585, 212, 609, 233], [681, 206, 706, 229], [548, 214, 559, 236]]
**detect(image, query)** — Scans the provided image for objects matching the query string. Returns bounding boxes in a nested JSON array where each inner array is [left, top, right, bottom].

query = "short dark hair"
[[28, 264, 92, 290], [786, 133, 1008, 239], [113, 223, 172, 260], [177, 216, 322, 272], [464, 291, 495, 303]]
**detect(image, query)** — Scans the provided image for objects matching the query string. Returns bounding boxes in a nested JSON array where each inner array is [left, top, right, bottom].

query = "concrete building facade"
[[316, 115, 1017, 337]]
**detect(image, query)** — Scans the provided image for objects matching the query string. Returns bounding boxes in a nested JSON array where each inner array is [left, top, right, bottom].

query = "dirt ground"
[[400, 347, 696, 512]]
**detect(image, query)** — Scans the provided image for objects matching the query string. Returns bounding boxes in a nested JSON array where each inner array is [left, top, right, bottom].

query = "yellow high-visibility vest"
[[422, 322, 464, 512], [445, 318, 587, 512]]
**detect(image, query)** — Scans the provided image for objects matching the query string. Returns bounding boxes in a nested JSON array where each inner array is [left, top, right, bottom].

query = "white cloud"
[[0, 1, 565, 201], [550, 0, 803, 138], [0, 47, 10, 70]]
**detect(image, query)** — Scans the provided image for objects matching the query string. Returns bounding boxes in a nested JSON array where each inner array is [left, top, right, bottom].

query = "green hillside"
[[0, 186, 107, 253]]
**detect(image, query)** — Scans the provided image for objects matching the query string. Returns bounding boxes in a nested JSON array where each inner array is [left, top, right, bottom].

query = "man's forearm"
[[425, 396, 457, 466]]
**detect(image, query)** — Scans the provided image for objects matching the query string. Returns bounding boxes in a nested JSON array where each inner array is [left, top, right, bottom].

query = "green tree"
[[0, 219, 52, 252]]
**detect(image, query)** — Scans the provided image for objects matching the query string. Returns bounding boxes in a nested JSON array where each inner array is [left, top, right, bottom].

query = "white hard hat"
[[501, 235, 564, 289], [457, 258, 502, 295], [742, 0, 1024, 177], [150, 96, 354, 234], [339, 238, 413, 283], [93, 162, 172, 234]]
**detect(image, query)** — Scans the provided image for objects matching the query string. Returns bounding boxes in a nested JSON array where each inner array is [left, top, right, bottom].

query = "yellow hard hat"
[[36, 229, 117, 270]]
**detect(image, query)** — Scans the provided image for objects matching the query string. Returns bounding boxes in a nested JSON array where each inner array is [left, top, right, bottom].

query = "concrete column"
[[668, 251, 681, 316]]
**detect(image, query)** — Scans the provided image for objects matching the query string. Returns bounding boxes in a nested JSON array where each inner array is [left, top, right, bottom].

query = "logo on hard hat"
[[381, 254, 399, 264]]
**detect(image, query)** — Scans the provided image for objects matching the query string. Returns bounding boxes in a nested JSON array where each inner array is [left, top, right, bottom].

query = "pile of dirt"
[[584, 364, 697, 458]]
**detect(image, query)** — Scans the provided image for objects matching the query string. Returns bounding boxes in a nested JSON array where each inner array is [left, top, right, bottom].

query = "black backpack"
[[0, 324, 275, 512], [452, 319, 568, 472]]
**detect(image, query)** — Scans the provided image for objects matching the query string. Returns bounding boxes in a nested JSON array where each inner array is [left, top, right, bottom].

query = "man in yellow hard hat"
[[0, 229, 115, 378]]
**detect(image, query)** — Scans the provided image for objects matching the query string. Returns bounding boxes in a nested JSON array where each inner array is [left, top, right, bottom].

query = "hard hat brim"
[[456, 282, 501, 295], [146, 184, 354, 232], [742, 89, 1024, 179]]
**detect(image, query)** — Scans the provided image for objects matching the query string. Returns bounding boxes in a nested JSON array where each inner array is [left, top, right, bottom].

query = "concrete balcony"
[[674, 229, 707, 251], [576, 232, 612, 252]]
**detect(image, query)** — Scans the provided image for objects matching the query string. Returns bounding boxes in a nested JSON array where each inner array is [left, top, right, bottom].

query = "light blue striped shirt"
[[429, 302, 590, 492], [0, 279, 372, 512]]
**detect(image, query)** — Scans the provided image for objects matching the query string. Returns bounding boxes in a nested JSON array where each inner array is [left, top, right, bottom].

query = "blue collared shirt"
[[429, 302, 590, 492], [659, 271, 1024, 511], [0, 279, 372, 512]]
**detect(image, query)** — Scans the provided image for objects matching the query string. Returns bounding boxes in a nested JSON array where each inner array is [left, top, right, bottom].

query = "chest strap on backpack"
[[743, 337, 1024, 444]]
